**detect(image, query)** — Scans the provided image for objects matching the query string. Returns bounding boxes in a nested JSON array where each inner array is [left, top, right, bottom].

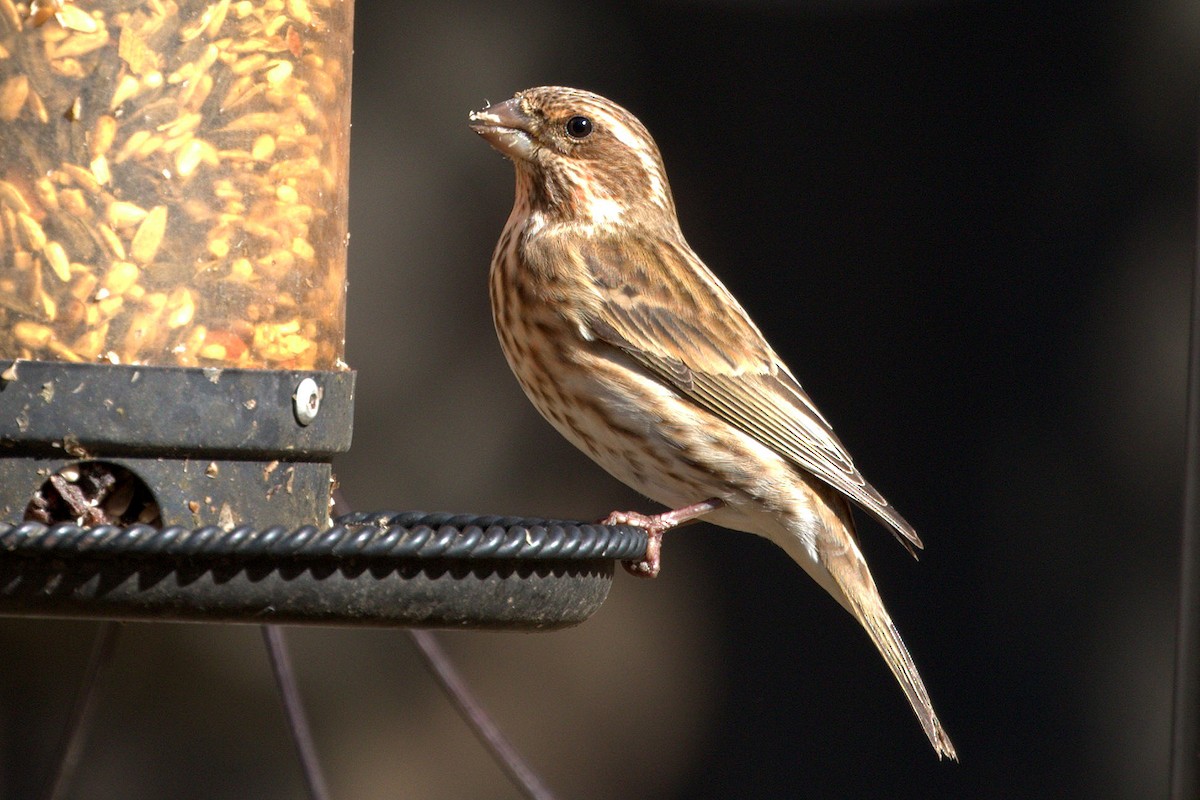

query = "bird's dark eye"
[[565, 115, 593, 139]]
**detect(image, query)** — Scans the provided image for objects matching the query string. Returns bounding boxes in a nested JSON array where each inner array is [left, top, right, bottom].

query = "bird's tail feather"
[[830, 558, 958, 760]]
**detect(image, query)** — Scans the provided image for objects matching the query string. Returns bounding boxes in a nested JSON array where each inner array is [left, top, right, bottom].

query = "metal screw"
[[293, 378, 321, 425]]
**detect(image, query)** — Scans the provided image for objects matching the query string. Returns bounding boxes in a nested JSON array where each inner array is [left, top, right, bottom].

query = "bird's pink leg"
[[602, 498, 725, 579]]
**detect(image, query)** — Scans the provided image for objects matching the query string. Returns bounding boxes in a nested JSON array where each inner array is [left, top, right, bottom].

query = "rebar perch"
[[0, 512, 648, 629]]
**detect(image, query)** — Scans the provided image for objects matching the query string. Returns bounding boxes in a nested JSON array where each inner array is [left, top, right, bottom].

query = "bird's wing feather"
[[579, 235, 923, 553]]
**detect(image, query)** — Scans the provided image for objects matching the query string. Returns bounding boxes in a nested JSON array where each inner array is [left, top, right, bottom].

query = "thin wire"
[[329, 490, 558, 800], [1169, 127, 1200, 800], [262, 626, 332, 800], [407, 629, 558, 800], [40, 622, 121, 800]]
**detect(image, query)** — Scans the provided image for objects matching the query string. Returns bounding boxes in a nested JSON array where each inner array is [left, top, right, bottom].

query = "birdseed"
[[0, 0, 350, 368]]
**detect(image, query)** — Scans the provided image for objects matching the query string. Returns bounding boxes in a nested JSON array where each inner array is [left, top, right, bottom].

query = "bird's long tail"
[[818, 519, 958, 760]]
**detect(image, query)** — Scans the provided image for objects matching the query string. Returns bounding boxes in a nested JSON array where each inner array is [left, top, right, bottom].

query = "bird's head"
[[469, 86, 676, 228]]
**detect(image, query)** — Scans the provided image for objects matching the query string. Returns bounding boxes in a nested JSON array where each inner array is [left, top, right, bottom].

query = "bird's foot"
[[605, 510, 666, 578], [602, 498, 725, 579]]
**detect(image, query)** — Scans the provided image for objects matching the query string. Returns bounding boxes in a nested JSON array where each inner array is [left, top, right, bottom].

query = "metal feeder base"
[[0, 360, 354, 526], [0, 361, 648, 629]]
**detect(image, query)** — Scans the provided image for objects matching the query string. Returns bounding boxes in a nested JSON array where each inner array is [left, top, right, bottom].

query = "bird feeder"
[[0, 0, 354, 524], [0, 0, 643, 628]]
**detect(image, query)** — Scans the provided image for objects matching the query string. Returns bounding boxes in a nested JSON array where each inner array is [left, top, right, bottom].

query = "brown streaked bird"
[[469, 86, 956, 760]]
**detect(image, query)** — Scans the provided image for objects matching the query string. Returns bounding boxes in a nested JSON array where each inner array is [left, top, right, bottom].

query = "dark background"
[[2, 1, 1197, 798]]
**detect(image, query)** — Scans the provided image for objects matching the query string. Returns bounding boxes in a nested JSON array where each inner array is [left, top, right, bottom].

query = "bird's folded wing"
[[579, 237, 923, 553]]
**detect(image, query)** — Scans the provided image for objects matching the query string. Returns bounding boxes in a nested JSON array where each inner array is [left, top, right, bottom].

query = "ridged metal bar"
[[0, 512, 648, 630], [0, 513, 647, 562]]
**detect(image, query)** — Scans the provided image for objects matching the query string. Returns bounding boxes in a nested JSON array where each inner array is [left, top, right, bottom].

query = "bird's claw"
[[602, 510, 667, 579], [602, 499, 724, 579]]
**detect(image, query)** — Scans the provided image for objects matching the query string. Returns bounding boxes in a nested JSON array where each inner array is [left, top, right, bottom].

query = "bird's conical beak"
[[469, 97, 535, 161]]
